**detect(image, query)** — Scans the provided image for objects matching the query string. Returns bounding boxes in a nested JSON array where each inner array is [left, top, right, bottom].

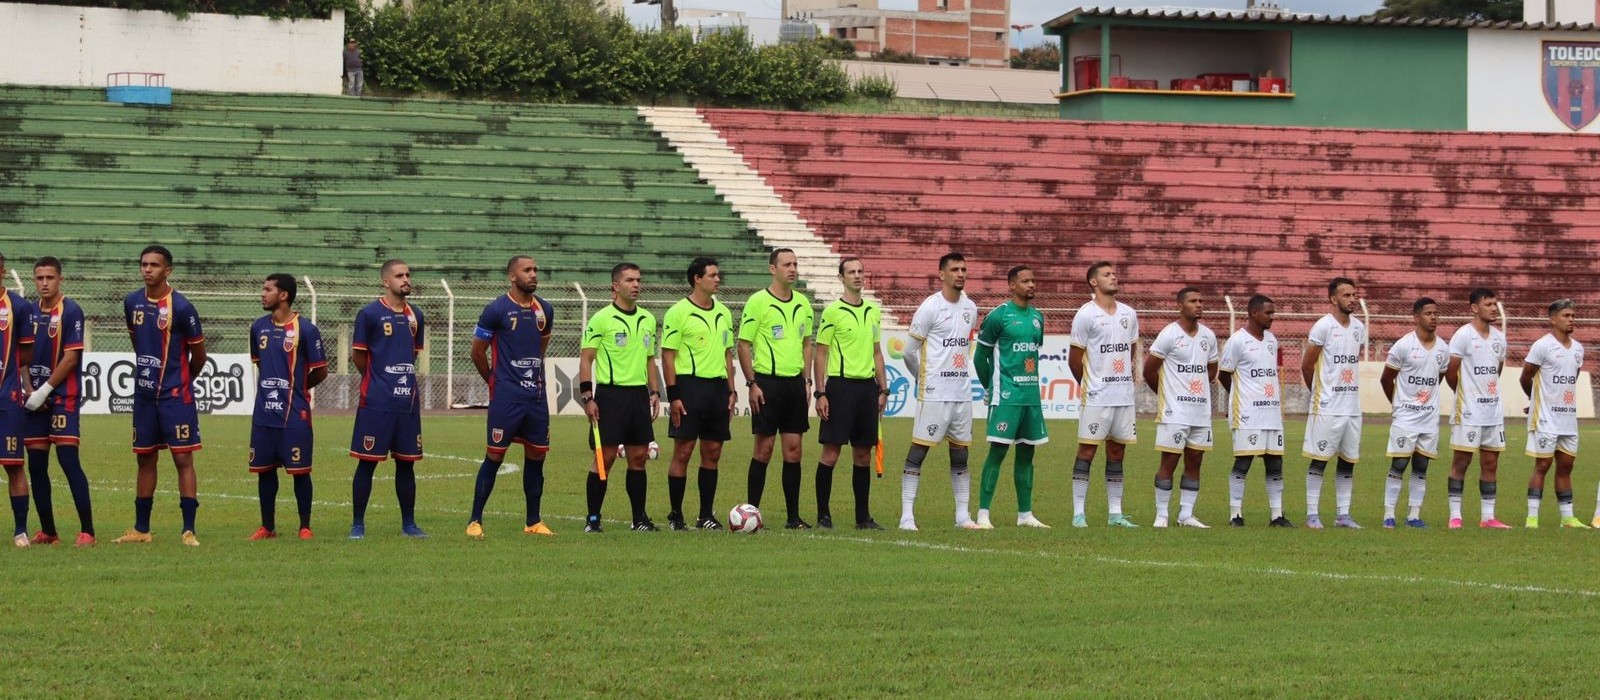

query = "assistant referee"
[[661, 257, 738, 531], [812, 257, 887, 530], [579, 262, 662, 533], [738, 248, 815, 529]]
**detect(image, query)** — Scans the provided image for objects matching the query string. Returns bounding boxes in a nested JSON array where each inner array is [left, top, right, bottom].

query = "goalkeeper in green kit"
[[974, 266, 1050, 529]]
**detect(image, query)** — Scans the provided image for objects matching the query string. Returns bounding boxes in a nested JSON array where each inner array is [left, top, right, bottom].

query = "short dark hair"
[[1550, 298, 1576, 315], [140, 245, 173, 266], [611, 262, 641, 282], [380, 259, 408, 277], [265, 273, 298, 305], [1176, 286, 1201, 302], [688, 256, 719, 286], [837, 256, 862, 276], [1006, 265, 1031, 283], [1468, 287, 1496, 305], [1328, 277, 1355, 296], [1412, 297, 1437, 314], [1247, 294, 1274, 312], [1085, 261, 1113, 285], [768, 248, 794, 265], [938, 252, 965, 270], [33, 256, 62, 275], [505, 255, 533, 274]]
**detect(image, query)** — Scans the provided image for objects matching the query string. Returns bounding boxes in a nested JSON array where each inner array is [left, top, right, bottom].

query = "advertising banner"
[[80, 352, 253, 415]]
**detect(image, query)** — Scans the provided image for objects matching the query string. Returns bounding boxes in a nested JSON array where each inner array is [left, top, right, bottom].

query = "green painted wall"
[[1056, 23, 1469, 130]]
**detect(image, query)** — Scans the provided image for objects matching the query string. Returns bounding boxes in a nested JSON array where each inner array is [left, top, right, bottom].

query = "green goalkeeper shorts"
[[985, 404, 1048, 446]]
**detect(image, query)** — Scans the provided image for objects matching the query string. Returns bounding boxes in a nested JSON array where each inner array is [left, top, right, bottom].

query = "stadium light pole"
[[633, 0, 677, 30]]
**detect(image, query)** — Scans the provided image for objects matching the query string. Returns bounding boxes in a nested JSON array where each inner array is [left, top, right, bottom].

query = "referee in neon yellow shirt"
[[813, 257, 887, 529], [579, 263, 662, 533], [738, 248, 815, 529]]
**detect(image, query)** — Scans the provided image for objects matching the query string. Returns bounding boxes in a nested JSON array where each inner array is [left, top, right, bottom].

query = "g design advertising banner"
[[81, 353, 253, 415]]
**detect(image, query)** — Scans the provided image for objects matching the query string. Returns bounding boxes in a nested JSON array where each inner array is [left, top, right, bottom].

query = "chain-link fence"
[[31, 270, 1580, 413]]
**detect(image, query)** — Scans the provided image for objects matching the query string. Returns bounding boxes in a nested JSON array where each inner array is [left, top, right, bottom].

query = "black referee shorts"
[[818, 377, 879, 448], [668, 376, 732, 443], [751, 374, 810, 436], [590, 384, 654, 447]]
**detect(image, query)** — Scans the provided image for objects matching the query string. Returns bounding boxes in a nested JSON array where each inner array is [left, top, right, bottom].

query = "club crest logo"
[[282, 327, 298, 353], [1089, 422, 1101, 434], [363, 435, 376, 451], [1397, 437, 1408, 448], [1318, 440, 1329, 452], [1540, 437, 1550, 449], [927, 424, 938, 437], [1467, 431, 1478, 443], [0, 306, 9, 332], [1248, 433, 1259, 445], [157, 305, 170, 330], [1543, 41, 1600, 131], [1119, 317, 1130, 329], [1171, 432, 1182, 444], [995, 422, 1009, 432], [492, 428, 504, 443], [47, 309, 60, 339]]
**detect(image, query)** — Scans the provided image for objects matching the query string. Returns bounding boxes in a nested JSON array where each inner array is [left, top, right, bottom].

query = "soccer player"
[[1444, 287, 1510, 529], [348, 259, 427, 539], [738, 248, 815, 529], [466, 255, 556, 539], [1520, 299, 1587, 529], [662, 257, 737, 531], [813, 256, 887, 530], [23, 256, 94, 547], [0, 253, 36, 548], [1379, 297, 1449, 529], [116, 245, 205, 546], [899, 252, 980, 531], [973, 265, 1048, 529], [1069, 261, 1140, 528], [1301, 277, 1366, 529], [1220, 294, 1293, 527], [1143, 286, 1219, 528], [248, 273, 328, 540], [580, 262, 662, 532]]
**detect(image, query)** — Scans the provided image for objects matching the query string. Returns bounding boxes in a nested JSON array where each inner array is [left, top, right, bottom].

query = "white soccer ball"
[[728, 504, 763, 533], [647, 441, 660, 460]]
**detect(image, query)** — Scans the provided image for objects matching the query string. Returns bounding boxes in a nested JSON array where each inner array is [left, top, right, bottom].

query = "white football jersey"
[[1448, 325, 1506, 427], [1219, 328, 1282, 431], [1525, 334, 1584, 436], [1149, 321, 1219, 427], [1385, 331, 1450, 434], [1306, 314, 1365, 417], [908, 291, 978, 402], [1070, 300, 1139, 407]]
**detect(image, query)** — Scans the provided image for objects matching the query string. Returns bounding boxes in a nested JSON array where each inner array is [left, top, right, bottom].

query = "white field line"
[[802, 533, 1600, 599]]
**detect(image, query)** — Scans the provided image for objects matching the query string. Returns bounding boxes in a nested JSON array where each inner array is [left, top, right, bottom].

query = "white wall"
[[1522, 0, 1599, 23], [0, 2, 344, 94], [839, 59, 1058, 103], [1468, 29, 1600, 133]]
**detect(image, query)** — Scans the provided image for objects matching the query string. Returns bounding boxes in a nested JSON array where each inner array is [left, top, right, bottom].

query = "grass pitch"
[[7, 414, 1600, 697]]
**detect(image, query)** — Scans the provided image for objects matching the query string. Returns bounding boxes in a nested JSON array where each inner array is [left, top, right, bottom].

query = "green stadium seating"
[[0, 85, 775, 297]]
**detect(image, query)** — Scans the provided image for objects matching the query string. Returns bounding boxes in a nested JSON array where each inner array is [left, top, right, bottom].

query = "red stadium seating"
[[701, 109, 1600, 335]]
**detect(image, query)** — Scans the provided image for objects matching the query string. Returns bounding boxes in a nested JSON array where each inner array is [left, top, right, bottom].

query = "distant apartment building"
[[803, 0, 1011, 67]]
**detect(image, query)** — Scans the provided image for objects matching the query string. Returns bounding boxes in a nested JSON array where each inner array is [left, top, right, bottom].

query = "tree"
[[1009, 42, 1060, 71], [1372, 0, 1522, 21]]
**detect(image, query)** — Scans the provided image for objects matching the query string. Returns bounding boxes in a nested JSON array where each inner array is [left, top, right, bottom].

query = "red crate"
[[1109, 76, 1131, 89], [1130, 79, 1159, 90], [1259, 77, 1288, 93], [1170, 79, 1205, 91], [1071, 55, 1121, 90]]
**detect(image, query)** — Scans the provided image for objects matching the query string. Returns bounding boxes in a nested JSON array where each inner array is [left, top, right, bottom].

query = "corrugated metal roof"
[[1043, 6, 1600, 32]]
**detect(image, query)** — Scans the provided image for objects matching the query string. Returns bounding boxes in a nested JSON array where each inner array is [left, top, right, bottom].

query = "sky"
[[625, 0, 1388, 47]]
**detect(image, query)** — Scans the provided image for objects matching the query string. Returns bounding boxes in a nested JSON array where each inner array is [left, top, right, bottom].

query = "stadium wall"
[[1059, 26, 1467, 129], [0, 3, 344, 94]]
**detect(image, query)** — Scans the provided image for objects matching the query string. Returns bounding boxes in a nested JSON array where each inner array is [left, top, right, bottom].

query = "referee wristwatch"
[[812, 391, 824, 399]]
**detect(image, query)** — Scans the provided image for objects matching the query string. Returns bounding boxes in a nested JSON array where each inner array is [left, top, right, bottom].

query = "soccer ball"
[[647, 441, 660, 460], [728, 504, 763, 533]]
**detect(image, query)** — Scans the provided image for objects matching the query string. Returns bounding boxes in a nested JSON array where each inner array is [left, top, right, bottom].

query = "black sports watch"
[[812, 391, 825, 399]]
